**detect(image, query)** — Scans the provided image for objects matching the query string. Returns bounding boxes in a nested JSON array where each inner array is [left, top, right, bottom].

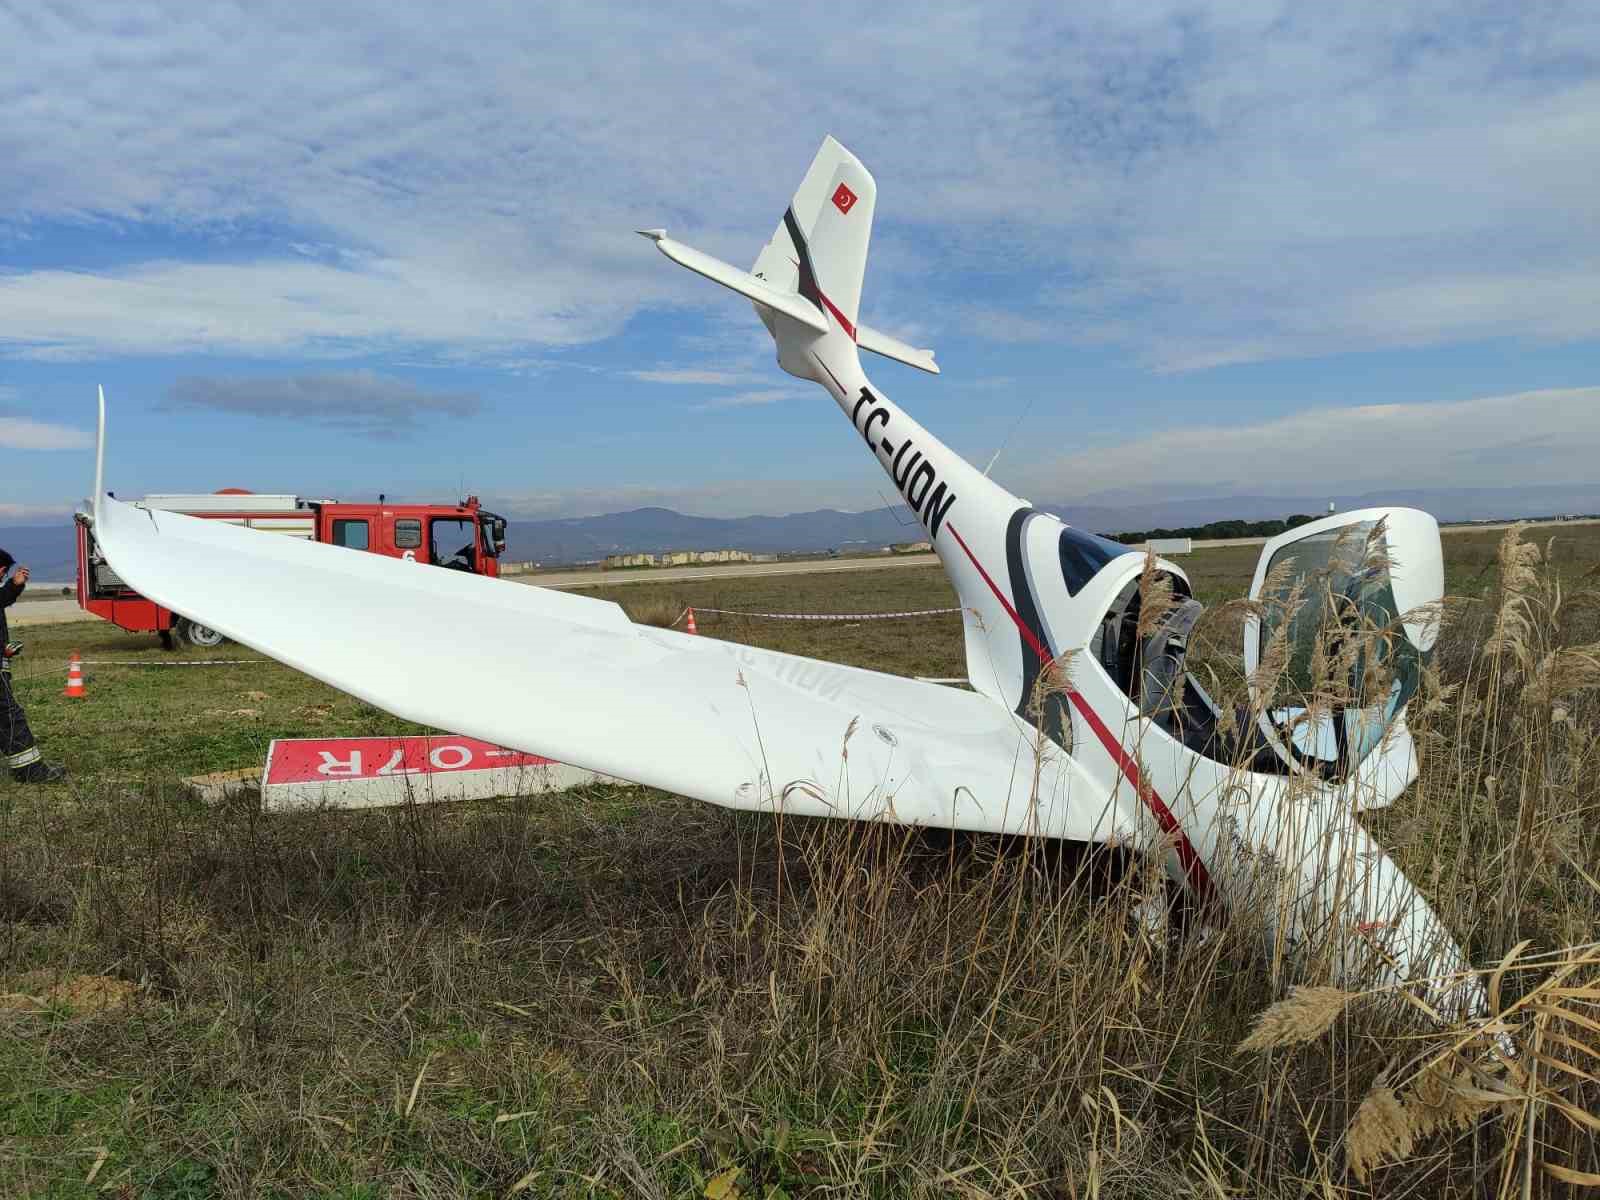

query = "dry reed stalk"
[[1345, 1086, 1413, 1182], [1482, 526, 1540, 673], [1527, 642, 1600, 708], [622, 596, 689, 628], [1235, 986, 1358, 1052], [1403, 1058, 1513, 1140], [1134, 551, 1176, 641]]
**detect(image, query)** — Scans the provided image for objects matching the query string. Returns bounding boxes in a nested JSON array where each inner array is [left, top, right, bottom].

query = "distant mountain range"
[[0, 524, 79, 584], [507, 506, 921, 564], [5, 482, 1599, 579], [497, 483, 1600, 564]]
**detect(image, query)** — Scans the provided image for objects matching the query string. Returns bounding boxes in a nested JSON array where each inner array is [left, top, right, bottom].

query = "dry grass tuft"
[[0, 973, 138, 1014], [1527, 641, 1600, 707], [1346, 1087, 1414, 1182], [1135, 550, 1176, 640], [1482, 525, 1542, 670], [622, 595, 689, 628], [1404, 1058, 1509, 1140], [1235, 986, 1357, 1052], [45, 974, 138, 1013]]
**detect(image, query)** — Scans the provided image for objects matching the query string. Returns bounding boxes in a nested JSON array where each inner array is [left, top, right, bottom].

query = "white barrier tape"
[[682, 606, 960, 622], [78, 659, 269, 667]]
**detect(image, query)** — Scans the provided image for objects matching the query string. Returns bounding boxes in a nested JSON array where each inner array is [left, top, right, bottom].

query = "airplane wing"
[[89, 399, 1124, 843]]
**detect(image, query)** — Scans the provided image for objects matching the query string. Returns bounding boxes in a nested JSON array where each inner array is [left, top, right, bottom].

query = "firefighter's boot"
[[10, 759, 66, 784]]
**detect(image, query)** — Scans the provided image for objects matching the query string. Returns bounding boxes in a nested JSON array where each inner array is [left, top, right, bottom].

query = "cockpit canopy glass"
[[1059, 527, 1132, 596], [1251, 520, 1424, 772]]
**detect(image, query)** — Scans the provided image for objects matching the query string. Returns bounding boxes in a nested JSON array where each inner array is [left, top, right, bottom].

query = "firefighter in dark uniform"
[[1, 548, 67, 784]]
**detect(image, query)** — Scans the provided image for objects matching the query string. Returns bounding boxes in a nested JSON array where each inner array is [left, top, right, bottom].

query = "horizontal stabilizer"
[[857, 323, 939, 374], [639, 231, 827, 334], [641, 230, 939, 373]]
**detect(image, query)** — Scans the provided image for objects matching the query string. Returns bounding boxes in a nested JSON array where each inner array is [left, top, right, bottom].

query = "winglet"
[[94, 385, 106, 522]]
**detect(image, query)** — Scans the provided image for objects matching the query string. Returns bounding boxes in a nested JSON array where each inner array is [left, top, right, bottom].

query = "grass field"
[[2, 524, 1598, 1197]]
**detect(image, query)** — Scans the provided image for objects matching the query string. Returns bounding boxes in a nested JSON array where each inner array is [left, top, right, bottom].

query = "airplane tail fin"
[[752, 135, 875, 338], [641, 137, 937, 374]]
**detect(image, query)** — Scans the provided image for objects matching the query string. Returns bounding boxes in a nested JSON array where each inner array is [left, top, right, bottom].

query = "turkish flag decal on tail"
[[832, 183, 857, 214]]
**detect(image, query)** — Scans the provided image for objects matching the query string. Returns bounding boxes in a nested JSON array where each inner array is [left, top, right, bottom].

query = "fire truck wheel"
[[177, 618, 227, 648]]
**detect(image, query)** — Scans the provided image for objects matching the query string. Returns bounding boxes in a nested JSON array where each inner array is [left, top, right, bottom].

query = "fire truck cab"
[[77, 490, 508, 646]]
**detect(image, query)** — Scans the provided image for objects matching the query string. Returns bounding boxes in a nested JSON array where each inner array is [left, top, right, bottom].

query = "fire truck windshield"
[[480, 513, 506, 558]]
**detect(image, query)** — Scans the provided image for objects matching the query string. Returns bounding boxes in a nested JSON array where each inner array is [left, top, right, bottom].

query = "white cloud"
[[0, 257, 651, 361], [626, 368, 761, 386], [692, 388, 805, 411], [0, 417, 94, 451], [0, 4, 1592, 368], [1016, 386, 1600, 500], [624, 361, 806, 410]]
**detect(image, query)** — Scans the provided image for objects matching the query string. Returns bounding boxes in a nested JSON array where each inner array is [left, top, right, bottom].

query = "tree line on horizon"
[[1108, 514, 1319, 544]]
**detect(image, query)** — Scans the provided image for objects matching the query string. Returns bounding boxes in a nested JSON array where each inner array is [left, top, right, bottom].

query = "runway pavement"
[[507, 553, 942, 590], [10, 598, 99, 627]]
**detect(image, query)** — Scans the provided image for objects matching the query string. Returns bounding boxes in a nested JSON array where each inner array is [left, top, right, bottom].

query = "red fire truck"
[[76, 490, 508, 646]]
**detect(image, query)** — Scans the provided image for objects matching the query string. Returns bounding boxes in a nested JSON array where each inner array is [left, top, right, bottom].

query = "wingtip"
[[93, 385, 106, 519], [636, 228, 666, 242], [818, 133, 867, 176]]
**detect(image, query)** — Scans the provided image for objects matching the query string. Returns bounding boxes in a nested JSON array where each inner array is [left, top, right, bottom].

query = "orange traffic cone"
[[685, 608, 698, 635], [64, 650, 86, 699]]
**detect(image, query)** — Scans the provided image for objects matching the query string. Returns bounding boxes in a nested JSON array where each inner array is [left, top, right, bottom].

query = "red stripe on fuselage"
[[945, 522, 1215, 898], [816, 289, 856, 342], [947, 523, 1048, 660]]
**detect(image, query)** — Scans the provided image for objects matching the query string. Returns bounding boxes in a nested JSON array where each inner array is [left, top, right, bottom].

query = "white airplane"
[[88, 137, 1485, 1019]]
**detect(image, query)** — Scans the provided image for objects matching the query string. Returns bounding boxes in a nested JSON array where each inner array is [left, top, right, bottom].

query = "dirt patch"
[[182, 767, 261, 806], [48, 974, 138, 1012], [0, 972, 138, 1014], [49, 974, 138, 1012]]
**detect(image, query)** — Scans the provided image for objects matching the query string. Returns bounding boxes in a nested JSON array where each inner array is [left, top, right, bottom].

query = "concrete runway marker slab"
[[259, 734, 623, 812]]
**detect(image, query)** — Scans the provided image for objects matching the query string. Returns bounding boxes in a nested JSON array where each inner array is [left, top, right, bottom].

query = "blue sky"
[[3, 2, 1598, 524]]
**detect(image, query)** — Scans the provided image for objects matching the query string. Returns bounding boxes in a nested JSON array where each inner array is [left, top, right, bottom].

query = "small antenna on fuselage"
[[876, 489, 918, 526], [983, 394, 1036, 478]]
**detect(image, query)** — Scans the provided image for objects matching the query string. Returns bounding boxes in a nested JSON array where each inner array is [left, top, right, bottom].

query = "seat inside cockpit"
[[1093, 569, 1288, 771]]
